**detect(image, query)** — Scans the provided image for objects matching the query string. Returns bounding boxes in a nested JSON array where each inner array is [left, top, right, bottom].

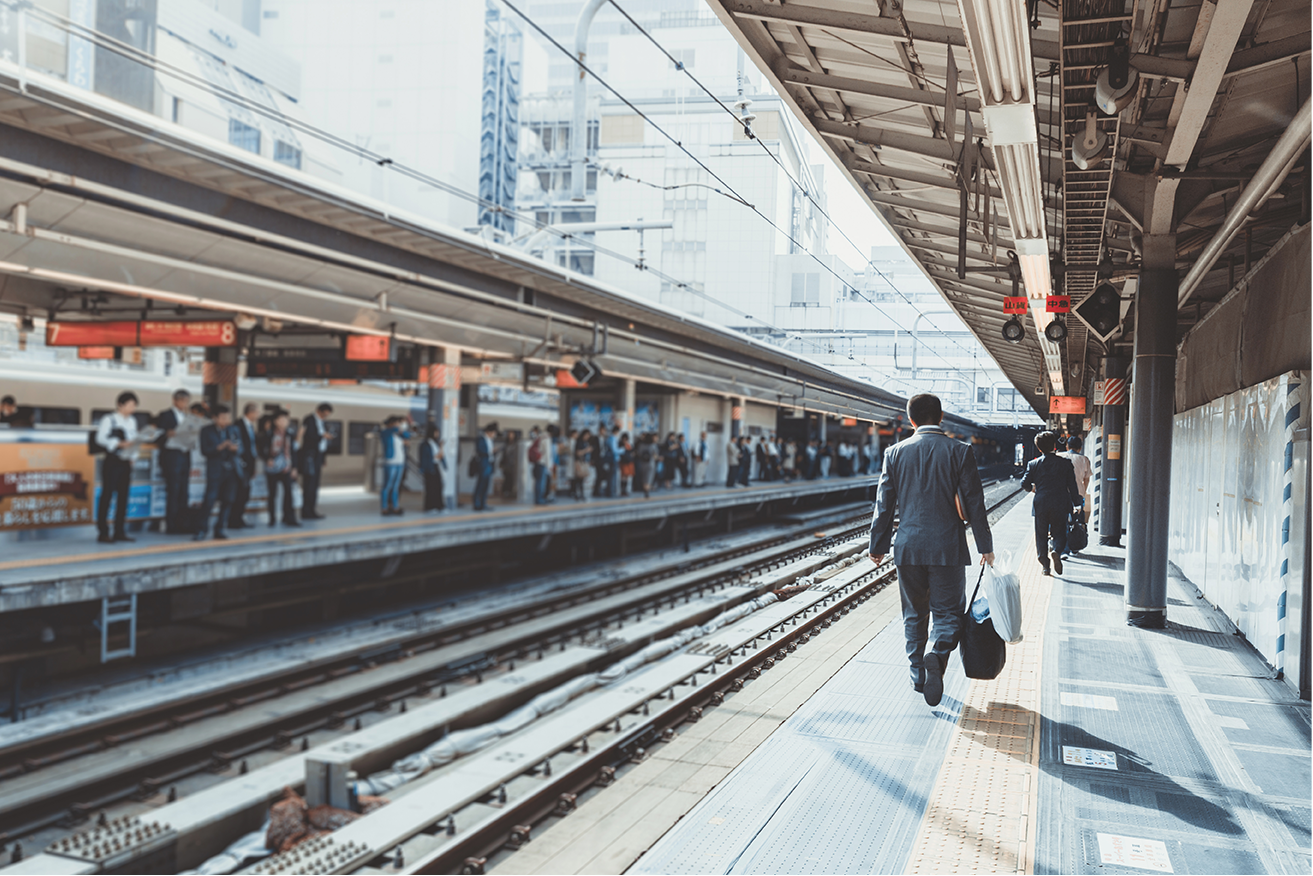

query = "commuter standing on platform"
[[0, 394, 16, 424], [261, 409, 299, 527], [618, 432, 635, 497], [229, 402, 260, 530], [869, 394, 994, 707], [738, 436, 751, 486], [693, 431, 708, 486], [473, 422, 496, 511], [298, 403, 333, 519], [155, 389, 199, 534], [637, 433, 657, 498], [95, 391, 141, 544], [784, 439, 798, 482], [725, 435, 740, 488], [379, 415, 412, 516], [1021, 431, 1083, 576], [1061, 436, 1092, 524], [419, 423, 446, 513], [194, 405, 242, 542]]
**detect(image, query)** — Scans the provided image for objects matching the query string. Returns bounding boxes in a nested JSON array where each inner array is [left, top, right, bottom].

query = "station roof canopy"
[[0, 55, 926, 425], [708, 0, 1310, 414]]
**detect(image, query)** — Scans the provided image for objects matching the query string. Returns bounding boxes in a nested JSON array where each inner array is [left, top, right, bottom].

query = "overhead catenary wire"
[[499, 0, 981, 382], [603, 0, 991, 368]]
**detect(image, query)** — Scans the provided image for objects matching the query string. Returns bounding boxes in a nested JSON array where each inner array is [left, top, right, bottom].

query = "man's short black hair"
[[1035, 431, 1058, 453], [116, 391, 138, 408], [172, 388, 191, 402], [1067, 436, 1083, 451], [907, 393, 943, 426], [1, 395, 15, 406], [243, 402, 259, 416], [212, 404, 231, 416], [316, 403, 334, 414]]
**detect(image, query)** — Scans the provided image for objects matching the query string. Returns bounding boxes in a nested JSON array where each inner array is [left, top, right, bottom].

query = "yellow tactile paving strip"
[[906, 535, 1050, 876]]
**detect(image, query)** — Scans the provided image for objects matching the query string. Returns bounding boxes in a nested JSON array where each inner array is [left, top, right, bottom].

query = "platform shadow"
[[960, 702, 1033, 763], [1041, 719, 1244, 835]]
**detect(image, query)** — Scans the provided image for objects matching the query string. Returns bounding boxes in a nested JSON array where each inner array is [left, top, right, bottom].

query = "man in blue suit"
[[869, 394, 995, 707], [194, 405, 243, 541], [1021, 431, 1083, 576], [473, 423, 496, 511]]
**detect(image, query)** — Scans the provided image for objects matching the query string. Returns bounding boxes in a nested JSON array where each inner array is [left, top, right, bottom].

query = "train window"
[[33, 407, 81, 425], [91, 409, 152, 430], [347, 421, 375, 456], [323, 420, 344, 455]]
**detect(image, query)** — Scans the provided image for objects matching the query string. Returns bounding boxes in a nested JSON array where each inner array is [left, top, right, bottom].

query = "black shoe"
[[214, 532, 229, 540], [97, 533, 113, 544], [393, 508, 405, 516], [302, 512, 324, 520], [923, 653, 944, 707], [284, 519, 302, 527], [113, 533, 135, 543], [1051, 551, 1064, 576], [1041, 567, 1051, 576], [193, 531, 206, 542]]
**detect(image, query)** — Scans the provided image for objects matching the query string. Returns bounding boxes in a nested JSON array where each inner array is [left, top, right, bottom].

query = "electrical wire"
[[499, 0, 981, 381], [605, 0, 993, 367]]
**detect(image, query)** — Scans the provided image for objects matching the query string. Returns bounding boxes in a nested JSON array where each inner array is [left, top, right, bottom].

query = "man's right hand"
[[981, 552, 995, 566], [869, 552, 884, 565]]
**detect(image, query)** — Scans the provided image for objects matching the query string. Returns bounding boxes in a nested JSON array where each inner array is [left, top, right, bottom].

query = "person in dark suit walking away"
[[298, 403, 333, 519], [194, 405, 242, 541], [869, 394, 995, 707], [229, 402, 259, 529], [473, 423, 496, 511], [1021, 431, 1083, 576]]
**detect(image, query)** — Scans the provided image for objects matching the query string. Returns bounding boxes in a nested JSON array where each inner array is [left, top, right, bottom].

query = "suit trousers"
[[159, 448, 190, 533], [1034, 508, 1068, 566], [301, 462, 321, 516], [97, 455, 132, 538], [895, 563, 966, 686], [229, 473, 252, 527]]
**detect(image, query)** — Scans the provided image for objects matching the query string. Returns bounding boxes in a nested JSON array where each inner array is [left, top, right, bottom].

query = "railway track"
[[2, 483, 1023, 874]]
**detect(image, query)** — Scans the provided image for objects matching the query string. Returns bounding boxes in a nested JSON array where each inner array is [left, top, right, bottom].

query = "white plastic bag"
[[982, 552, 1023, 643]]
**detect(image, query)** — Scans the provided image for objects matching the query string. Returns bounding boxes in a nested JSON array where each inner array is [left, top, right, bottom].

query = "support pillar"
[[819, 414, 827, 443], [426, 347, 461, 510], [730, 397, 743, 438], [868, 422, 879, 472], [1098, 355, 1127, 547], [203, 346, 238, 414], [618, 378, 636, 435], [1125, 257, 1178, 629]]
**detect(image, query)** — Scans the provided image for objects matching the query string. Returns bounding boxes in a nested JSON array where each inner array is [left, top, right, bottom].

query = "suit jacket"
[[419, 439, 446, 475], [235, 418, 258, 478], [298, 415, 328, 474], [200, 423, 242, 480], [1021, 453, 1082, 515], [475, 434, 495, 476], [869, 425, 993, 565]]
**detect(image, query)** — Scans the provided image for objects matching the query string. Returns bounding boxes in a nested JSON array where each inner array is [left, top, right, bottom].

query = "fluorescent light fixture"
[[1016, 252, 1051, 300], [957, 0, 1047, 254]]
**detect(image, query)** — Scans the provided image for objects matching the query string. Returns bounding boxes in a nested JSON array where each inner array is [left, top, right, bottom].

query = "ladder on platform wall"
[[97, 595, 138, 663]]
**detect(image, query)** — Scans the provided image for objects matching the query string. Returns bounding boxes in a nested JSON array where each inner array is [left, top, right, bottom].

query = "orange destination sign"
[[1049, 396, 1087, 415]]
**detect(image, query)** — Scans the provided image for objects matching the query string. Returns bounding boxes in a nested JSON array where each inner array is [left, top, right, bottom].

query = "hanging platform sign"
[[1046, 295, 1072, 313], [47, 320, 237, 347], [1004, 296, 1029, 314], [1049, 396, 1087, 415]]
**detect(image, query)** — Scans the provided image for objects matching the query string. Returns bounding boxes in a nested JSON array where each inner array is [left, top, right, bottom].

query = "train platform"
[[495, 495, 1312, 875], [0, 476, 876, 614]]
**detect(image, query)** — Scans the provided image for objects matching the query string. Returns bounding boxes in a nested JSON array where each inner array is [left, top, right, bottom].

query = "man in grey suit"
[[869, 394, 995, 707]]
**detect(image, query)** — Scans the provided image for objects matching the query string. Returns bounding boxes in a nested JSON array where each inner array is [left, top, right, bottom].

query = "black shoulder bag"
[[960, 567, 1007, 680]]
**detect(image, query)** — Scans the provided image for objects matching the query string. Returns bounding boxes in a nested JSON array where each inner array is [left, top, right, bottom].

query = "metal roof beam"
[[777, 63, 982, 112], [1129, 32, 1311, 83], [724, 0, 960, 46], [813, 117, 958, 162]]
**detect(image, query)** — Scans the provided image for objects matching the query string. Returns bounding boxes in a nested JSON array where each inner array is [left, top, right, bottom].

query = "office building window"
[[274, 141, 302, 169], [228, 119, 261, 154], [977, 387, 991, 405]]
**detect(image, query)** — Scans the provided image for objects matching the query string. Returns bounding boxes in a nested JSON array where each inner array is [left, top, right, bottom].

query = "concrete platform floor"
[[0, 476, 876, 612], [493, 495, 1311, 875]]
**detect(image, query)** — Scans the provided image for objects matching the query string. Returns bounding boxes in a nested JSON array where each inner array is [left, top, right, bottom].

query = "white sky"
[[803, 139, 899, 271]]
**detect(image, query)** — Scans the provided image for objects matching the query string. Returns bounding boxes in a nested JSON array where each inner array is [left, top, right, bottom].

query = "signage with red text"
[[1049, 396, 1087, 415], [344, 334, 393, 362], [77, 346, 117, 360], [1004, 296, 1028, 314], [1046, 295, 1072, 313], [47, 320, 236, 347]]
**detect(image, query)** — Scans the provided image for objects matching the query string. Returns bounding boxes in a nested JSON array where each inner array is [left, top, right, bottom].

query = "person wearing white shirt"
[[1061, 436, 1093, 523], [96, 391, 140, 543], [155, 388, 195, 534]]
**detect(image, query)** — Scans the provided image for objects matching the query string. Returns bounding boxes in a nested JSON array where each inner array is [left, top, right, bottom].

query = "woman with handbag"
[[261, 410, 299, 527]]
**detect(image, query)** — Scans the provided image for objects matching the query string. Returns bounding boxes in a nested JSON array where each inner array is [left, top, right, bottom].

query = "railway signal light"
[[569, 358, 598, 387], [1073, 282, 1123, 342], [1002, 316, 1026, 343], [1045, 318, 1068, 342]]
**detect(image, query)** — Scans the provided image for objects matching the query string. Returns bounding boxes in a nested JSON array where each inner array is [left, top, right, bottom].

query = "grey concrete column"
[[426, 347, 461, 509], [1125, 262, 1178, 629], [1098, 355, 1127, 547], [818, 414, 827, 443], [619, 378, 636, 435], [730, 397, 743, 438]]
